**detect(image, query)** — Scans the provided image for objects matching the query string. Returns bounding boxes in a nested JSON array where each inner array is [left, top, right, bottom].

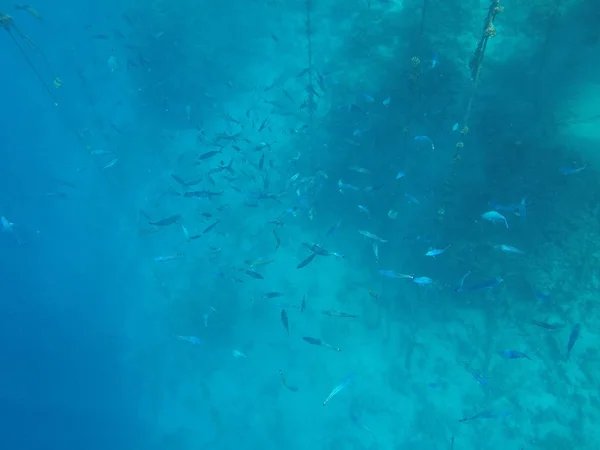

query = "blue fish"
[[488, 197, 527, 218], [379, 270, 413, 280], [459, 409, 511, 423], [326, 220, 342, 237], [455, 272, 503, 292], [559, 165, 586, 175], [404, 193, 420, 205], [469, 370, 489, 386], [566, 323, 580, 360], [425, 245, 450, 257], [413, 276, 433, 285], [414, 135, 434, 149], [361, 93, 375, 102], [338, 179, 360, 193], [498, 350, 531, 360], [175, 335, 202, 345], [351, 413, 377, 441]]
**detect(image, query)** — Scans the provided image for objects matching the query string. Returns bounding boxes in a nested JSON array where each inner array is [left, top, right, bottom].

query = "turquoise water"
[[1, 0, 599, 448]]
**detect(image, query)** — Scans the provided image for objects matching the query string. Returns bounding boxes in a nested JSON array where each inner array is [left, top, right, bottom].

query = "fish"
[[395, 171, 405, 179], [245, 258, 275, 267], [171, 174, 190, 187], [358, 205, 371, 218], [102, 158, 119, 169], [349, 166, 371, 174], [322, 310, 357, 318], [481, 211, 509, 228], [459, 409, 511, 423], [359, 230, 388, 243], [300, 295, 306, 312], [413, 276, 433, 285], [175, 335, 201, 344], [149, 214, 181, 226], [323, 373, 355, 406], [281, 309, 289, 335], [296, 252, 317, 269], [14, 4, 41, 19], [566, 323, 581, 360], [455, 272, 503, 292], [296, 67, 310, 78], [378, 270, 413, 279], [351, 414, 377, 441], [452, 122, 459, 131], [372, 242, 379, 263], [278, 369, 298, 392], [404, 193, 420, 205], [233, 350, 247, 358], [488, 198, 527, 218], [530, 320, 564, 330], [414, 135, 434, 149], [184, 190, 223, 198], [305, 84, 320, 97], [258, 117, 270, 132], [302, 336, 341, 352], [494, 244, 524, 254], [259, 153, 265, 170], [353, 127, 370, 137], [89, 149, 115, 156], [202, 220, 219, 234], [264, 292, 284, 299], [196, 150, 222, 161], [337, 179, 360, 193], [361, 93, 375, 102], [154, 253, 184, 262], [208, 159, 234, 175], [382, 96, 391, 106], [425, 245, 450, 257], [240, 269, 264, 280], [469, 370, 489, 386], [273, 229, 281, 249], [302, 243, 331, 256], [325, 220, 342, 237], [560, 165, 586, 175], [498, 350, 531, 360], [1, 216, 14, 232], [91, 33, 110, 40]]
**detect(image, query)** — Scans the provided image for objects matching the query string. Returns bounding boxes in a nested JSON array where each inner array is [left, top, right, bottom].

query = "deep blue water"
[[2, 0, 599, 449]]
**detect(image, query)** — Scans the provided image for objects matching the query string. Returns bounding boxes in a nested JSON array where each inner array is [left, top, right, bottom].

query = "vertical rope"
[[305, 0, 315, 130], [401, 0, 429, 150], [1, 13, 58, 105], [440, 0, 503, 219]]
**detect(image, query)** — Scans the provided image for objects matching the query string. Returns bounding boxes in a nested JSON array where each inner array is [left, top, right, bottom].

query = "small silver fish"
[[349, 166, 371, 174], [102, 158, 119, 169], [481, 211, 509, 228], [359, 230, 388, 243], [425, 245, 450, 257], [494, 244, 523, 254], [176, 335, 201, 344], [358, 205, 371, 218], [154, 253, 184, 262], [1, 216, 14, 232]]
